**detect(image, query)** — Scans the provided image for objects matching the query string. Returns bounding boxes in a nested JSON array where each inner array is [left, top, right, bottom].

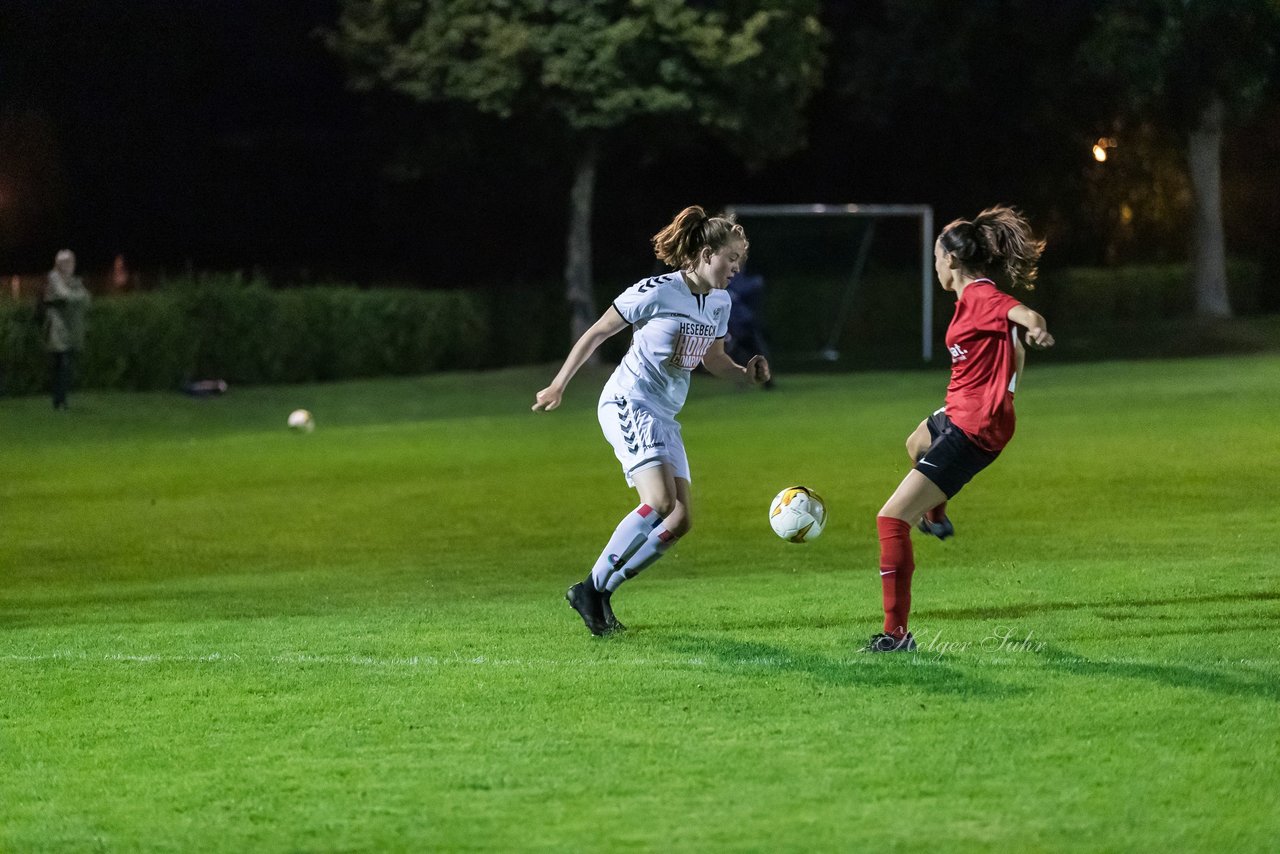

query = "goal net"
[[723, 204, 937, 367]]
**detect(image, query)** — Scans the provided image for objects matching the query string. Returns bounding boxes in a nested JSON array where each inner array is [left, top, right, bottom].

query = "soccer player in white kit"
[[533, 206, 771, 635]]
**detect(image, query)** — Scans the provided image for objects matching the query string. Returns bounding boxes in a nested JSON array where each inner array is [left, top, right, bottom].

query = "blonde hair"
[[939, 206, 1045, 290], [652, 206, 747, 269]]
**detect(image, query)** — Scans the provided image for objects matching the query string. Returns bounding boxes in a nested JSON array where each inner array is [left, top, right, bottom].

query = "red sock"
[[925, 501, 948, 524], [876, 516, 915, 638]]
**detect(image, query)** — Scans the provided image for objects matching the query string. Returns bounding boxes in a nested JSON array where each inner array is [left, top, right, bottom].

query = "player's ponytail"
[[940, 206, 1044, 291], [653, 205, 748, 269]]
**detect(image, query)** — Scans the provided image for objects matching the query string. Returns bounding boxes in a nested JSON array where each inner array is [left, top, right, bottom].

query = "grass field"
[[3, 355, 1279, 851]]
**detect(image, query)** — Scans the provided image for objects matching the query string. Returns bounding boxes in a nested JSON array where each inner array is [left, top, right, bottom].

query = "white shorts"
[[597, 394, 691, 487]]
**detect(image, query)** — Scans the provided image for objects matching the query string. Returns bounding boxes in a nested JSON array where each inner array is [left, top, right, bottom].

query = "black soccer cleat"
[[916, 514, 955, 541], [861, 632, 918, 653], [600, 591, 627, 633], [565, 581, 609, 636]]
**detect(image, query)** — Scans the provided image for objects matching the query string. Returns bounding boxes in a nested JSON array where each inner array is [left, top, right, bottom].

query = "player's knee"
[[906, 423, 929, 460], [668, 511, 692, 537], [649, 495, 677, 517]]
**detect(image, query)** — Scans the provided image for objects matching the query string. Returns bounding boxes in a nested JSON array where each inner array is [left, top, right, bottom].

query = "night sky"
[[2, 1, 384, 276], [3, 1, 1278, 286]]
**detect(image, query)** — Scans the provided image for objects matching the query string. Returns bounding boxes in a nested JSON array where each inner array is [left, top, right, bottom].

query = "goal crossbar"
[[725, 204, 936, 361]]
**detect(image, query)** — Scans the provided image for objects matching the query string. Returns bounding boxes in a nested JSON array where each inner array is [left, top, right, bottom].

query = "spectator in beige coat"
[[43, 249, 91, 409]]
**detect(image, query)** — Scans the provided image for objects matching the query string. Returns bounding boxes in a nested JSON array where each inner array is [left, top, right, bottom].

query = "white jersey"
[[602, 272, 731, 419]]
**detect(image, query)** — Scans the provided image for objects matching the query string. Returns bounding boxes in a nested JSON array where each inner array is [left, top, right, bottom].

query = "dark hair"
[[938, 206, 1045, 290], [652, 205, 748, 269]]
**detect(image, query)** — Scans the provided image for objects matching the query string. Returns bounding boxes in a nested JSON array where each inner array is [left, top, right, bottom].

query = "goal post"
[[724, 203, 936, 362]]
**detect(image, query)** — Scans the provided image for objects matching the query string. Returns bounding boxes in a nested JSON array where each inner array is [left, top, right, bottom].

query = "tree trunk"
[[1187, 95, 1231, 318], [564, 138, 600, 356]]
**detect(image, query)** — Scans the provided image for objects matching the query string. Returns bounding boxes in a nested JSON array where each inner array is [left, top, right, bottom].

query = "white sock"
[[590, 504, 663, 591], [605, 526, 678, 592]]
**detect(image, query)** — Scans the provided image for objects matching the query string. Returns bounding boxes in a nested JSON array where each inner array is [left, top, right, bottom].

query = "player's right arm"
[[532, 306, 629, 411]]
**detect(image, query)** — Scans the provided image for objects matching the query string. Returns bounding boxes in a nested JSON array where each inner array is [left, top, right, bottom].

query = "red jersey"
[[943, 280, 1024, 453]]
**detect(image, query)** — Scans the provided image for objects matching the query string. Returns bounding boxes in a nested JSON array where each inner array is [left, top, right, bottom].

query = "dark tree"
[[326, 0, 825, 344], [1082, 0, 1280, 317]]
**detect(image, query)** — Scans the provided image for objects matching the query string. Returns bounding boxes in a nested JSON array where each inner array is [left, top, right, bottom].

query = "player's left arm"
[[701, 339, 771, 384], [1008, 304, 1054, 350]]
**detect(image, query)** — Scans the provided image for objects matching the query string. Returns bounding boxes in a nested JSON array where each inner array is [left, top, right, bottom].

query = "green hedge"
[[1, 280, 566, 396], [1037, 259, 1263, 323], [2, 261, 1268, 396]]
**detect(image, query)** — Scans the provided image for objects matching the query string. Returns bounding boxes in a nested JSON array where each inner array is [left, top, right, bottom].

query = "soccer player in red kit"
[[863, 206, 1054, 653]]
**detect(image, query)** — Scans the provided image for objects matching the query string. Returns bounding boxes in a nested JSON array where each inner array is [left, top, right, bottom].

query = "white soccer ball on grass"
[[769, 486, 827, 543], [287, 409, 315, 433]]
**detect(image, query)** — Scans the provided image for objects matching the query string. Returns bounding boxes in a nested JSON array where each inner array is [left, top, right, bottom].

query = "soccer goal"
[[724, 203, 936, 363]]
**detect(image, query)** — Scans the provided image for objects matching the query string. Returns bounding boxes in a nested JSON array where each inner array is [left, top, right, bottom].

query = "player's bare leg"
[[905, 420, 931, 461], [880, 470, 948, 528], [906, 419, 953, 540]]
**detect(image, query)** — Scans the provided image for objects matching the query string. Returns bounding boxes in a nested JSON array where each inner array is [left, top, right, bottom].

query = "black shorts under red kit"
[[913, 409, 999, 499]]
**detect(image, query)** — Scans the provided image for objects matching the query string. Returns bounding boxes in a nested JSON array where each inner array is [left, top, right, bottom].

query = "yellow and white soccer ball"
[[287, 408, 315, 433], [769, 486, 827, 543]]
